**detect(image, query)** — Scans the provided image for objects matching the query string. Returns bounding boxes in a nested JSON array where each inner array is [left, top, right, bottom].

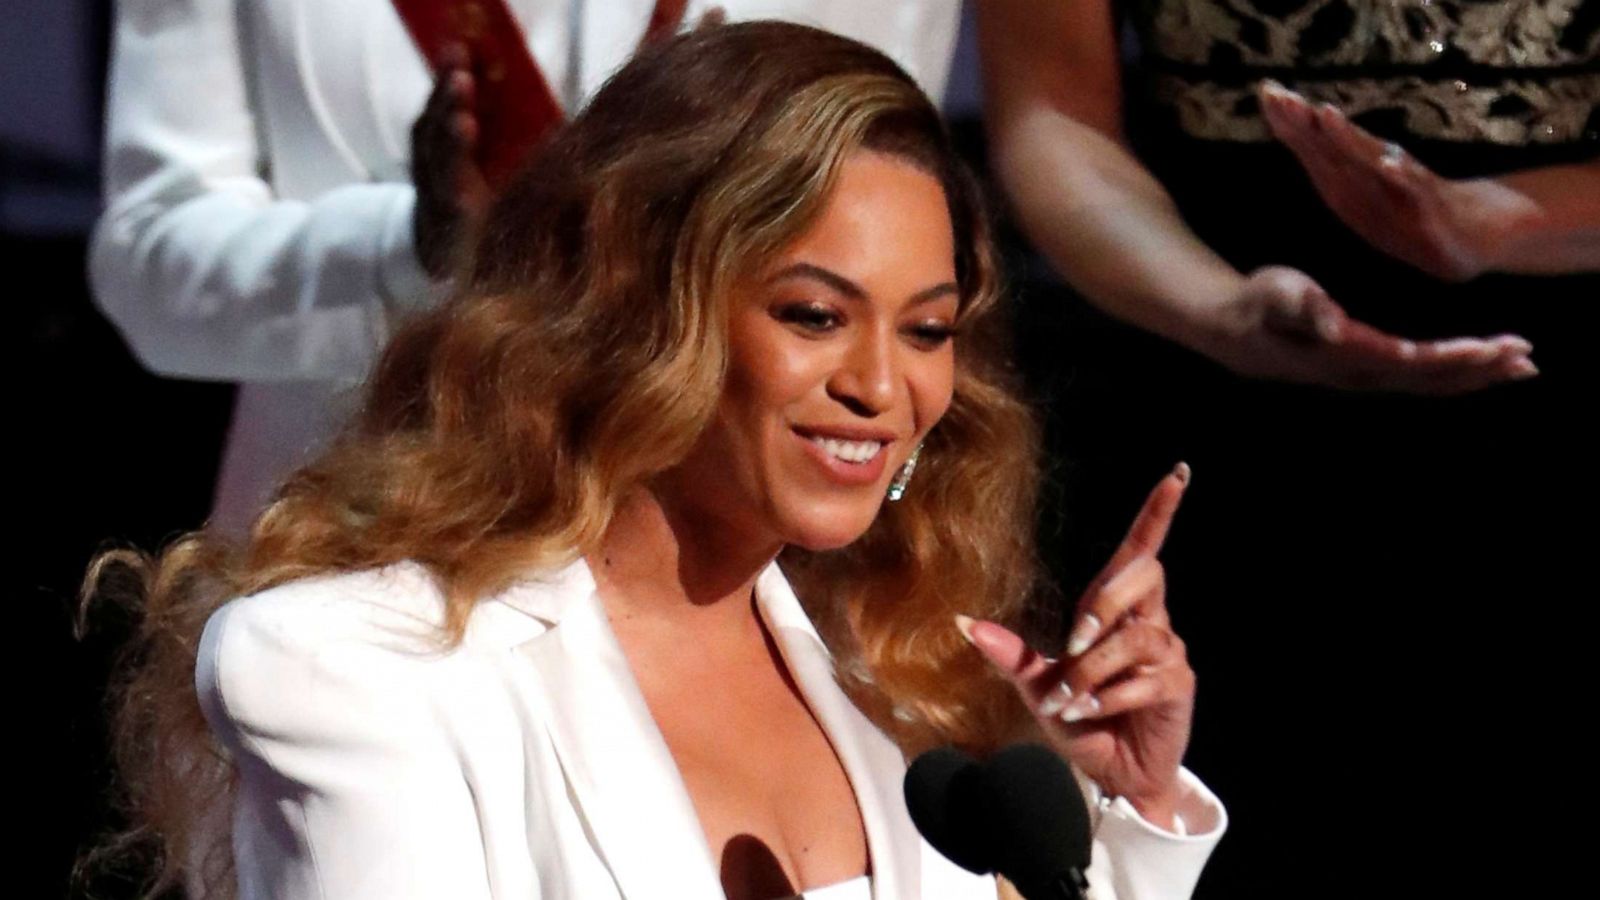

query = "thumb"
[[1298, 284, 1347, 343], [1253, 267, 1341, 343]]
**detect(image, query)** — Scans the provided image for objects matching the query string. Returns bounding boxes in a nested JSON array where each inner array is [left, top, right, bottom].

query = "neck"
[[590, 487, 782, 629]]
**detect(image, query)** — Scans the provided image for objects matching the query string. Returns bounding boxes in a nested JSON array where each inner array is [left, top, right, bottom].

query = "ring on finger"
[[1380, 142, 1405, 167]]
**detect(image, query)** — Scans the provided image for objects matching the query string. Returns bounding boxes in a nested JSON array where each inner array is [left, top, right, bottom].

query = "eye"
[[903, 319, 957, 350], [773, 301, 842, 335]]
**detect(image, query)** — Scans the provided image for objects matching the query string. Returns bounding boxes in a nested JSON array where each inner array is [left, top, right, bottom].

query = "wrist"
[[1451, 176, 1547, 276], [1139, 262, 1248, 357], [1123, 787, 1183, 832], [1110, 767, 1228, 838], [1171, 269, 1251, 363]]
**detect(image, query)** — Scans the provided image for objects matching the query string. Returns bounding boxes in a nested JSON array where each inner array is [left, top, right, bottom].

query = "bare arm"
[[1471, 159, 1600, 275], [976, 0, 1239, 351], [976, 0, 1537, 395]]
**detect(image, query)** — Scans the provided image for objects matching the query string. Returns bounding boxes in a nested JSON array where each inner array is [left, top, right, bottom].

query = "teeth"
[[810, 436, 883, 464]]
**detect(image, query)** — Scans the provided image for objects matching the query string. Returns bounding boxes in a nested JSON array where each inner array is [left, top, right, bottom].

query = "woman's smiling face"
[[664, 150, 960, 551]]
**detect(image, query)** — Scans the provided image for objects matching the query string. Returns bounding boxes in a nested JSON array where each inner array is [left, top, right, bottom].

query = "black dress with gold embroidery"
[[1136, 0, 1598, 146]]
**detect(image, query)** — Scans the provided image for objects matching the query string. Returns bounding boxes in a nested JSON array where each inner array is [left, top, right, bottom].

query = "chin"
[[776, 496, 885, 552]]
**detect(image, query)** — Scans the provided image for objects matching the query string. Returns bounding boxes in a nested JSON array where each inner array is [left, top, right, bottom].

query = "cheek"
[[910, 351, 957, 434], [722, 317, 832, 448], [727, 308, 835, 399]]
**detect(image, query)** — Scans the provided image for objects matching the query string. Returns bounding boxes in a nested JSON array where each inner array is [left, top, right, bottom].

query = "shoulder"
[[195, 563, 472, 759], [196, 559, 578, 761], [199, 562, 454, 682], [203, 562, 448, 654]]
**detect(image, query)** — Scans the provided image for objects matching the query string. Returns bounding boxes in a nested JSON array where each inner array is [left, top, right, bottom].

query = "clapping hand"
[[1201, 264, 1537, 394], [412, 42, 493, 280], [1257, 80, 1542, 283]]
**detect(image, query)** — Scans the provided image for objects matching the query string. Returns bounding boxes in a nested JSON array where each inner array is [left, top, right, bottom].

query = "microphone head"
[[904, 743, 1093, 897], [903, 746, 994, 875], [979, 743, 1093, 897]]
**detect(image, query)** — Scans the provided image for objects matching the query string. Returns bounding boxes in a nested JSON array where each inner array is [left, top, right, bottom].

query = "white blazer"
[[89, 0, 964, 534], [196, 558, 1225, 899]]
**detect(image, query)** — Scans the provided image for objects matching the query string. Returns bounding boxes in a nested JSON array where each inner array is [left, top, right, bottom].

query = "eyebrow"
[[769, 262, 959, 306]]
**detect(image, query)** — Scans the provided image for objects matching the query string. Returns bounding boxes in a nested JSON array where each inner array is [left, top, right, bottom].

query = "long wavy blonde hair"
[[84, 21, 1045, 899]]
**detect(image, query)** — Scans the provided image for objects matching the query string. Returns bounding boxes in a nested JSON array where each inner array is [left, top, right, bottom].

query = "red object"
[[392, 0, 565, 190], [643, 0, 689, 46]]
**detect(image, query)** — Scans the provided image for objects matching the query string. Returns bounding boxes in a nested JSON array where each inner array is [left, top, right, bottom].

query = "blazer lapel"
[[494, 559, 928, 899], [754, 565, 922, 900], [502, 560, 725, 899]]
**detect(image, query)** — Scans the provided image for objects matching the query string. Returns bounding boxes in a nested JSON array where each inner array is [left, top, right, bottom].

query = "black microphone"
[[904, 743, 1092, 899]]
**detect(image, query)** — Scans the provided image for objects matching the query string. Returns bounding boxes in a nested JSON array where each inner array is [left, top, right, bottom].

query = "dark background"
[[9, 2, 233, 895]]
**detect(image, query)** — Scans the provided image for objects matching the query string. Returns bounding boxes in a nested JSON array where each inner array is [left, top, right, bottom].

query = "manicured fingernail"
[[954, 614, 977, 646], [1172, 461, 1191, 487], [1260, 79, 1293, 101], [1060, 694, 1102, 723], [1066, 614, 1102, 658], [1037, 681, 1074, 717]]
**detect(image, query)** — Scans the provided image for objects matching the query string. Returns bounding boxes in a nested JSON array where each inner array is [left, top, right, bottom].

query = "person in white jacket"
[[89, 0, 965, 534], [96, 22, 1224, 899]]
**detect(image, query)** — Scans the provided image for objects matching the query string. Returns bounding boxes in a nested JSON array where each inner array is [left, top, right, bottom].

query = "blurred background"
[[9, 2, 235, 895]]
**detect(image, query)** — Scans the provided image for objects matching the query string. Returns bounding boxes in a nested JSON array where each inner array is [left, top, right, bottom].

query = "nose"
[[826, 325, 897, 417]]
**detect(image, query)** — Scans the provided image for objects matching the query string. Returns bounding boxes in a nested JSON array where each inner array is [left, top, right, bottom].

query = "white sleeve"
[[196, 595, 500, 899], [89, 0, 442, 384], [1084, 767, 1227, 900]]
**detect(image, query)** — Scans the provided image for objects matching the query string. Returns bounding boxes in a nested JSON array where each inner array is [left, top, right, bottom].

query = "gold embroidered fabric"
[[1132, 0, 1600, 144]]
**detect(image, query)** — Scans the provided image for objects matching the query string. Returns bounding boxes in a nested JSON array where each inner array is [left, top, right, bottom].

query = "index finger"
[[1101, 463, 1190, 579], [1311, 103, 1391, 169], [1074, 466, 1188, 642]]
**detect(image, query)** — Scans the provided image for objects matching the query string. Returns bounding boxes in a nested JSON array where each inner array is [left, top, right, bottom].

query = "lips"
[[792, 425, 897, 487]]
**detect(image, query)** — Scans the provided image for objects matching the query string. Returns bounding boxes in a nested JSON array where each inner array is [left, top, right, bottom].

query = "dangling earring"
[[886, 442, 922, 502]]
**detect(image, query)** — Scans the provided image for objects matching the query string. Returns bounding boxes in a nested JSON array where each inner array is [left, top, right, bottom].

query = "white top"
[[801, 874, 872, 900], [196, 558, 1227, 899], [90, 0, 965, 533]]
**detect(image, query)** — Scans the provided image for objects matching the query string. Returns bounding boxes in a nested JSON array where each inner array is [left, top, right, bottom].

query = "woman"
[[979, 0, 1594, 890], [93, 22, 1223, 900]]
